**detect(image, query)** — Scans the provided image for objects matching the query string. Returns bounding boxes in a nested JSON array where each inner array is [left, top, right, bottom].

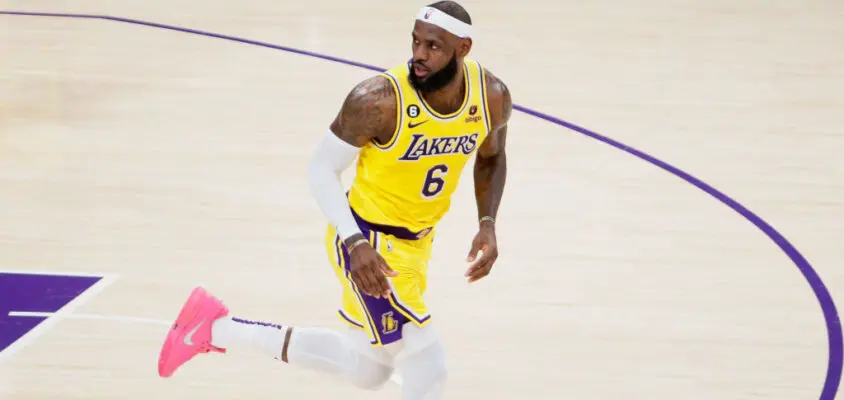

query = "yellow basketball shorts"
[[323, 212, 435, 347]]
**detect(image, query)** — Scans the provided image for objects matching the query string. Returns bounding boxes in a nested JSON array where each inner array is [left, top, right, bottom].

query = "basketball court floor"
[[1, 1, 842, 399]]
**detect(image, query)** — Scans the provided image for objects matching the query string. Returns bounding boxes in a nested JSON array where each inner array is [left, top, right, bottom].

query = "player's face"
[[409, 21, 468, 93]]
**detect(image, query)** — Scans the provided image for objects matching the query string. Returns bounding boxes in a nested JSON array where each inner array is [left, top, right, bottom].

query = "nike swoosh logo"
[[184, 321, 204, 346], [408, 120, 428, 129]]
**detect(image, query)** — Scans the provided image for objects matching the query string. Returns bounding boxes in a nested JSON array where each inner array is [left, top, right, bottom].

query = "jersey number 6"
[[422, 164, 449, 198]]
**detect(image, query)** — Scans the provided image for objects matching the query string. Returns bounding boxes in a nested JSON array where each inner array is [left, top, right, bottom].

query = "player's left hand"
[[465, 221, 498, 283]]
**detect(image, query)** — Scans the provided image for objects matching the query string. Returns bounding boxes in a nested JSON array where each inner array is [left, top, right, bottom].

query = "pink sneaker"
[[157, 286, 230, 378]]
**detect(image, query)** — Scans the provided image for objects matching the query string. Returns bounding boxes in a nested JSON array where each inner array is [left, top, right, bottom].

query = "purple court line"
[[2, 10, 841, 399]]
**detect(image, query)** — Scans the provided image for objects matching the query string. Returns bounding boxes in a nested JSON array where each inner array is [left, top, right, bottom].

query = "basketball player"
[[157, 2, 511, 399]]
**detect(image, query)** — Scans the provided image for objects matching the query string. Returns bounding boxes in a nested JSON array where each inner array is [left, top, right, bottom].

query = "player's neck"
[[420, 65, 466, 115]]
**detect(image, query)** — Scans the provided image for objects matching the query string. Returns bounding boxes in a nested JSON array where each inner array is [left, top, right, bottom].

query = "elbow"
[[306, 151, 319, 178], [477, 148, 505, 166], [306, 153, 327, 195], [306, 131, 361, 196], [306, 147, 345, 197]]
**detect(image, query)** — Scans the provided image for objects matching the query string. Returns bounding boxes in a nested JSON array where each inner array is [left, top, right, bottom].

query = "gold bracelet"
[[346, 238, 369, 253], [480, 216, 495, 225]]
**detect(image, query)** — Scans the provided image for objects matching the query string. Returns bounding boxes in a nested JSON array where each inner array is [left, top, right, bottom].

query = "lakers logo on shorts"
[[381, 311, 399, 334]]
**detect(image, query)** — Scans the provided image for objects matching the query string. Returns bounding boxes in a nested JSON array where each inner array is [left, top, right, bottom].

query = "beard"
[[408, 53, 459, 93]]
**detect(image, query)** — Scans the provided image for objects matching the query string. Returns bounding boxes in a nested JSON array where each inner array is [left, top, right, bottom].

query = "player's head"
[[409, 1, 473, 93]]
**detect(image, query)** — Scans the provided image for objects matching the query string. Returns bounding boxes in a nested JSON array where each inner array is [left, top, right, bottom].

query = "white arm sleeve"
[[307, 131, 364, 241]]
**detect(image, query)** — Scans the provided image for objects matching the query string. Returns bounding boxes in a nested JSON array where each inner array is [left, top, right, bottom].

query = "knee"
[[419, 355, 447, 390], [398, 332, 448, 392], [349, 357, 394, 391], [398, 342, 448, 400], [432, 356, 448, 383], [413, 346, 448, 385]]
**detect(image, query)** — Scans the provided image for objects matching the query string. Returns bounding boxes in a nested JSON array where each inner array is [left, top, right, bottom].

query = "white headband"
[[415, 6, 472, 38]]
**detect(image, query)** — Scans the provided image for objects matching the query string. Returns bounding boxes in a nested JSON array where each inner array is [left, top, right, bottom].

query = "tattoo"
[[479, 70, 512, 157], [473, 69, 512, 223], [330, 75, 398, 147]]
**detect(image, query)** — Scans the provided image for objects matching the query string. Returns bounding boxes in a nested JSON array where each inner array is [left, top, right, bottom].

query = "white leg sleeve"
[[287, 326, 395, 390], [396, 324, 448, 400]]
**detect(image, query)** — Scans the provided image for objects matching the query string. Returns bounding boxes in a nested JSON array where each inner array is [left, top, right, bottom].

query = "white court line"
[[0, 269, 117, 277], [8, 311, 171, 326], [4, 307, 405, 385], [0, 274, 119, 361]]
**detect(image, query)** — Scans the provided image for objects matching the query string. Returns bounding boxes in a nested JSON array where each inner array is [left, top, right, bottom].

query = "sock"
[[211, 316, 287, 359]]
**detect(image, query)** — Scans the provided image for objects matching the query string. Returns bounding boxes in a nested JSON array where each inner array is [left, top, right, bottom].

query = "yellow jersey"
[[347, 58, 492, 234]]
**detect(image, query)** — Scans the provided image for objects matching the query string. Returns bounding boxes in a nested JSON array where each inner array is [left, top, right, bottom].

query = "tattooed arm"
[[307, 75, 399, 298], [329, 76, 398, 148], [310, 75, 397, 242], [464, 69, 512, 283]]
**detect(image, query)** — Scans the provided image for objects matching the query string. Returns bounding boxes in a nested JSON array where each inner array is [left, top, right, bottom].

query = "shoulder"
[[481, 68, 512, 130], [331, 75, 398, 146], [349, 75, 396, 104], [340, 75, 397, 117]]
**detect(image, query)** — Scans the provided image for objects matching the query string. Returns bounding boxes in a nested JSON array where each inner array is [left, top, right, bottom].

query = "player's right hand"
[[346, 238, 397, 299]]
